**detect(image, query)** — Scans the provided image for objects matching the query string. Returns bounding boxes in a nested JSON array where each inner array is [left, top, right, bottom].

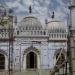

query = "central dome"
[[20, 6, 42, 29], [20, 16, 42, 30]]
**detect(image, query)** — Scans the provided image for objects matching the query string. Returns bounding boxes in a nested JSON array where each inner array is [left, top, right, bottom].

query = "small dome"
[[46, 19, 66, 33]]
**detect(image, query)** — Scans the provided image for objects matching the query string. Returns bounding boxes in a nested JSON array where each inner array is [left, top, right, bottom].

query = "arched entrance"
[[26, 52, 37, 69], [0, 54, 5, 70], [23, 46, 40, 70]]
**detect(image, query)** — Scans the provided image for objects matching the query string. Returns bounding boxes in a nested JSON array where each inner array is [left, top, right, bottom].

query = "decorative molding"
[[24, 46, 40, 55], [0, 49, 8, 56]]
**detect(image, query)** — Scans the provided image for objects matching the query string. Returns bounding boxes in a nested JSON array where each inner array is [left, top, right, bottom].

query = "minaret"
[[68, 0, 75, 75], [69, 0, 75, 28]]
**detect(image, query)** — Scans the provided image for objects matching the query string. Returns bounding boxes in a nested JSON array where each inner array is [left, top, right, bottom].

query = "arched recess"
[[0, 50, 8, 70], [54, 48, 66, 66], [23, 46, 40, 70], [0, 54, 5, 70]]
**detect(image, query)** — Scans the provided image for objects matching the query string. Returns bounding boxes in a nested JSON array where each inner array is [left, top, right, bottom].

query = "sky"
[[0, 0, 69, 26]]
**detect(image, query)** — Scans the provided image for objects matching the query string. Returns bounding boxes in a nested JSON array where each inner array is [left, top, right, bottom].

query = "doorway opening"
[[26, 52, 37, 69], [0, 54, 5, 70]]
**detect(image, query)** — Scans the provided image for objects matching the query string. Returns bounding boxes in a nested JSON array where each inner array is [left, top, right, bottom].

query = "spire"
[[51, 11, 55, 19], [45, 19, 48, 24], [45, 19, 48, 30], [29, 5, 32, 13]]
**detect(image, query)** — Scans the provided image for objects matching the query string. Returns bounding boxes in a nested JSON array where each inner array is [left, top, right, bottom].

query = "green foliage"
[[0, 16, 9, 26], [0, 20, 8, 26]]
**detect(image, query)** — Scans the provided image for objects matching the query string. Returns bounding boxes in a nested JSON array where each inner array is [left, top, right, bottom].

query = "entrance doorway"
[[0, 54, 5, 70], [26, 52, 37, 69]]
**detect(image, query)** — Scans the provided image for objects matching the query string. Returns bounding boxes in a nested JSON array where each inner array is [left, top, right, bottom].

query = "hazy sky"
[[0, 0, 69, 25]]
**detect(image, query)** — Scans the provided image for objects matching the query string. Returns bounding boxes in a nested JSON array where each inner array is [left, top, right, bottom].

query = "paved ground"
[[0, 69, 50, 75]]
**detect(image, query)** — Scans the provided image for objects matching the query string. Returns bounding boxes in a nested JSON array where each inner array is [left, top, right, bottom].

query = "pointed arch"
[[24, 46, 40, 55], [23, 46, 40, 70]]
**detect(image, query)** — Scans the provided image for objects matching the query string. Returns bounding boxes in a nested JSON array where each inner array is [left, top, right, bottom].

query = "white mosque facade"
[[0, 4, 67, 72]]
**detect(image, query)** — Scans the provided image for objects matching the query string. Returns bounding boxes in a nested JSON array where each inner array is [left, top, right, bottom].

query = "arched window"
[[38, 27, 40, 30], [57, 34, 58, 38], [32, 27, 34, 30], [62, 34, 63, 38], [31, 31, 33, 35], [29, 27, 31, 30], [26, 26, 28, 30], [60, 34, 61, 38], [26, 52, 37, 69], [44, 31, 46, 35], [54, 34, 56, 38], [40, 31, 42, 35], [0, 54, 5, 70], [65, 34, 66, 38], [52, 34, 53, 38], [38, 31, 39, 35], [34, 31, 36, 35], [17, 31, 19, 35], [23, 28, 24, 30], [35, 27, 37, 30]]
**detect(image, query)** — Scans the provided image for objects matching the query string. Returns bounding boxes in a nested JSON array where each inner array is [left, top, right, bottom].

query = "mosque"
[[0, 2, 69, 75]]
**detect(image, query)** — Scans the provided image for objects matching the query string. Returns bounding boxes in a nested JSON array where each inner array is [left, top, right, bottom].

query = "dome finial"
[[29, 5, 32, 13], [51, 11, 55, 19], [45, 19, 48, 24]]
